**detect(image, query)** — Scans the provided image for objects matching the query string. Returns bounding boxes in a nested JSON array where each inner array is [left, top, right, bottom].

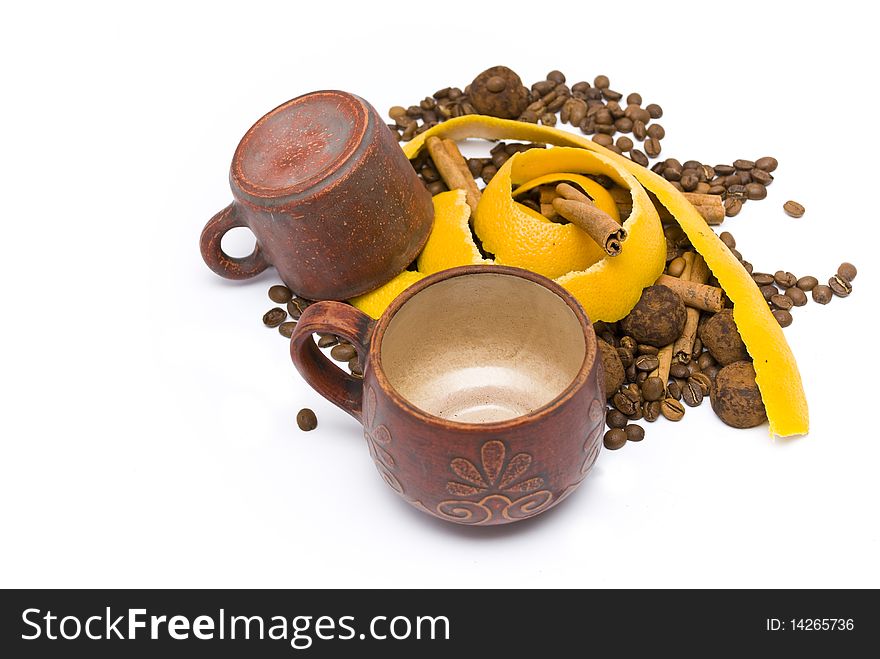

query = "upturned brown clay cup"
[[290, 266, 606, 526], [200, 91, 433, 301]]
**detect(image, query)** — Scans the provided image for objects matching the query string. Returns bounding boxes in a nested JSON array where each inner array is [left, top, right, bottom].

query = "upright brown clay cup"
[[200, 91, 433, 301], [290, 265, 606, 525]]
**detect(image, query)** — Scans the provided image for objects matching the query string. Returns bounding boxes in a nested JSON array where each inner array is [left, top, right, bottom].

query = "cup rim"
[[369, 265, 598, 431]]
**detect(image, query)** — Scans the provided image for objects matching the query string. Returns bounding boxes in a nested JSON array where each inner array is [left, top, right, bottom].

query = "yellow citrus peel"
[[350, 270, 425, 320], [476, 147, 665, 319], [353, 116, 806, 436], [417, 189, 490, 275]]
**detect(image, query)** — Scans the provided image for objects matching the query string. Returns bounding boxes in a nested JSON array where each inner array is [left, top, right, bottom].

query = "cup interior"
[[379, 272, 587, 424]]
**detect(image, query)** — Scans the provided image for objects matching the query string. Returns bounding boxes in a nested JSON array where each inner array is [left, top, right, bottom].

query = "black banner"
[[1, 589, 874, 656]]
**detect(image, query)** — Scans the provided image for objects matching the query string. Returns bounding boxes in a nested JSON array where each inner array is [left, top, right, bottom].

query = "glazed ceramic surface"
[[291, 266, 606, 526], [200, 90, 433, 300]]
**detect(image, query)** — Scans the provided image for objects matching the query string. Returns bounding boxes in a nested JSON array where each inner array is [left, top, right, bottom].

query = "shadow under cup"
[[379, 272, 587, 424]]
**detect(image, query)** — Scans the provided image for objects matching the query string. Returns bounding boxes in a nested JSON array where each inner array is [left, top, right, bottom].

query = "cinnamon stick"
[[539, 185, 559, 219], [425, 136, 481, 214], [655, 274, 724, 313], [672, 253, 710, 363], [651, 252, 694, 383], [608, 188, 724, 225], [552, 184, 627, 257]]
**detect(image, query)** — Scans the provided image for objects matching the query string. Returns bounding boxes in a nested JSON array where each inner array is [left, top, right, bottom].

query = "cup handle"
[[290, 302, 375, 422], [199, 203, 270, 280]]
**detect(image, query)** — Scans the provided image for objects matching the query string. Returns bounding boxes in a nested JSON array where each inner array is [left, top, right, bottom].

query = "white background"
[[2, 1, 877, 588]]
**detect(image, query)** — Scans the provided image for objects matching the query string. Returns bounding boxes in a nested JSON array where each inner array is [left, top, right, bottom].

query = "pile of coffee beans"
[[717, 231, 856, 327], [389, 65, 778, 218], [650, 157, 777, 217]]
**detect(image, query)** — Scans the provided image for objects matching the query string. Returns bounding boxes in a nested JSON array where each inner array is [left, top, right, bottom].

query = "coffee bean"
[[263, 307, 287, 327], [278, 321, 297, 338], [682, 379, 704, 407], [760, 285, 778, 301], [620, 336, 638, 352], [546, 70, 566, 83], [724, 198, 743, 217], [594, 75, 610, 89], [349, 357, 363, 378], [625, 104, 651, 123], [593, 134, 614, 147], [635, 354, 660, 372], [637, 344, 660, 356], [647, 124, 665, 140], [633, 120, 647, 140], [714, 164, 735, 175], [828, 275, 852, 297], [697, 352, 716, 371], [617, 347, 634, 368], [616, 136, 634, 151], [540, 112, 557, 126], [770, 294, 793, 310], [733, 159, 755, 170], [602, 88, 623, 101], [466, 158, 484, 178], [773, 271, 797, 288], [644, 137, 661, 158], [572, 81, 591, 93], [603, 428, 627, 450], [612, 391, 639, 416], [607, 100, 625, 119], [625, 364, 637, 383], [630, 149, 649, 166], [660, 397, 685, 421], [690, 372, 712, 396], [480, 165, 497, 182], [625, 424, 645, 441], [427, 181, 448, 195], [773, 309, 793, 327], [783, 200, 805, 218], [268, 285, 293, 304], [626, 92, 642, 105], [606, 409, 628, 429], [297, 408, 318, 432], [727, 184, 748, 200], [670, 362, 690, 380], [666, 380, 682, 400], [330, 342, 357, 362], [719, 231, 736, 249], [812, 284, 833, 304], [746, 183, 767, 200], [641, 400, 659, 422], [317, 334, 338, 348], [837, 262, 857, 282], [750, 168, 774, 185], [741, 261, 754, 274], [663, 166, 682, 182], [752, 273, 775, 286], [641, 103, 660, 118], [287, 300, 303, 320], [755, 156, 778, 172], [680, 173, 699, 191], [796, 276, 818, 291], [785, 287, 807, 306], [614, 117, 634, 132], [641, 376, 666, 401]]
